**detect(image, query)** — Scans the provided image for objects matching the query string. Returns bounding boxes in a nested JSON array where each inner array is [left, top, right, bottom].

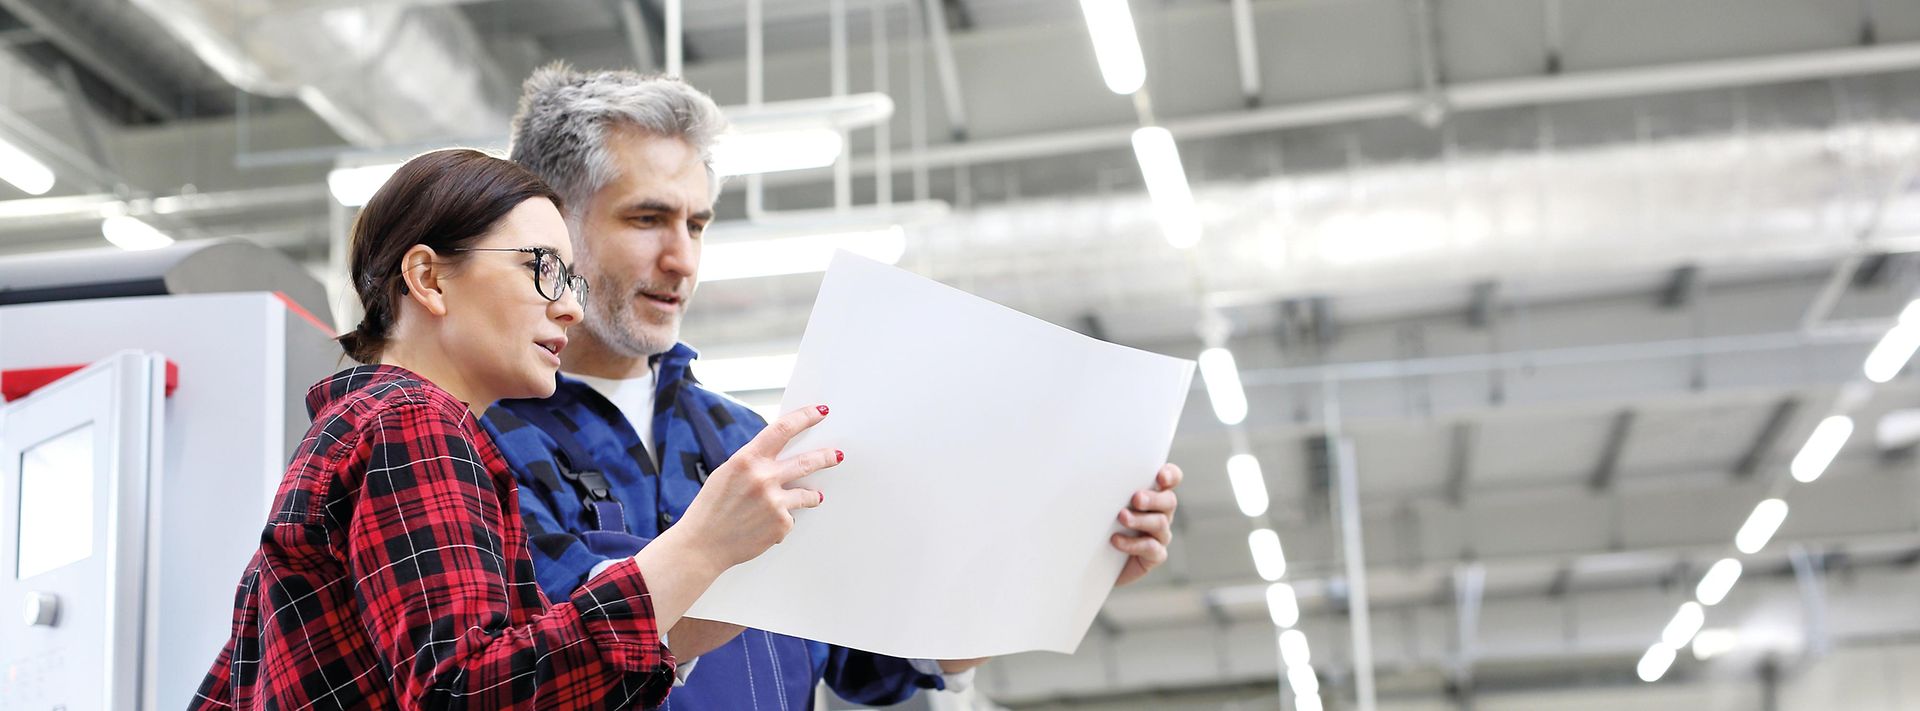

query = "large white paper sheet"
[[684, 252, 1195, 659]]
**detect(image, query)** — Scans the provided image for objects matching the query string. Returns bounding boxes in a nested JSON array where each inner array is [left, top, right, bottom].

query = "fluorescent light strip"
[[101, 216, 173, 251], [1197, 347, 1248, 425], [1248, 528, 1287, 581], [694, 353, 798, 393], [1864, 324, 1920, 383], [0, 135, 54, 195], [1226, 453, 1269, 517], [1661, 602, 1705, 648], [1790, 415, 1852, 483], [1691, 628, 1737, 661], [1130, 127, 1202, 248], [1279, 629, 1311, 668], [1734, 498, 1789, 555], [1637, 642, 1677, 682], [1265, 582, 1299, 628], [1286, 666, 1319, 696], [328, 162, 402, 207], [711, 128, 846, 176], [1695, 558, 1742, 606], [701, 227, 906, 282], [1076, 0, 1146, 95], [1295, 693, 1324, 711]]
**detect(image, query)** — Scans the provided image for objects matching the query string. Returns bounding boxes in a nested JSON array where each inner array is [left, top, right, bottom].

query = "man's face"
[[574, 127, 713, 358]]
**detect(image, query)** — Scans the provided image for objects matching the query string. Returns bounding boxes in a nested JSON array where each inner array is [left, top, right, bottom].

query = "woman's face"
[[438, 198, 583, 403]]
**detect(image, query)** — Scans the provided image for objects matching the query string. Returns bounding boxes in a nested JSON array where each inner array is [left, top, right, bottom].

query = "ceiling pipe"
[[126, 0, 514, 146]]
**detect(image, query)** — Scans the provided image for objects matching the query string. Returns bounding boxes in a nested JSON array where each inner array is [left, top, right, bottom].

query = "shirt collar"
[[304, 364, 419, 418]]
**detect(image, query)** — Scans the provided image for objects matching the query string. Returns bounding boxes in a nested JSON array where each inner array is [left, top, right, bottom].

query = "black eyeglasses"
[[449, 247, 589, 307]]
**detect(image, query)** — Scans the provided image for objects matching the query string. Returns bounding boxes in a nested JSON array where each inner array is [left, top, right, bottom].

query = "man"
[[482, 65, 1185, 709]]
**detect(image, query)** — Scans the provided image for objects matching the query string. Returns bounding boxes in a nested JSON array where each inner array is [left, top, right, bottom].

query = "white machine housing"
[[1, 282, 339, 708]]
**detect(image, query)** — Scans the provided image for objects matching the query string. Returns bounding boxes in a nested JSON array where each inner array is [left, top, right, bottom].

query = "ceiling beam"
[[1587, 410, 1636, 492], [1851, 251, 1895, 288], [1733, 397, 1801, 479], [773, 43, 1920, 189], [1229, 0, 1261, 107], [611, 0, 658, 71], [941, 0, 973, 32], [1445, 421, 1474, 506], [918, 0, 968, 141], [1466, 280, 1498, 328], [1659, 263, 1700, 309]]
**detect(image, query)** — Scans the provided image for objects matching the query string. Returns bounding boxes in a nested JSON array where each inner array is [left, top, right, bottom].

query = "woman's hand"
[[674, 404, 842, 568]]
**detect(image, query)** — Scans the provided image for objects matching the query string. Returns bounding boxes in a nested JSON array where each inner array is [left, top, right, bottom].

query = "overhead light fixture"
[[701, 226, 906, 282], [1279, 629, 1311, 668], [1865, 299, 1920, 383], [1636, 642, 1677, 682], [1131, 127, 1201, 248], [1226, 453, 1269, 517], [1864, 324, 1920, 383], [693, 353, 798, 393], [1661, 602, 1706, 648], [1734, 498, 1789, 555], [101, 215, 174, 251], [1875, 408, 1920, 451], [1197, 347, 1248, 425], [1294, 693, 1324, 711], [1265, 582, 1299, 628], [725, 93, 894, 132], [711, 128, 846, 176], [0, 135, 54, 196], [1790, 415, 1853, 483], [1248, 528, 1286, 581], [1691, 628, 1738, 661], [1077, 0, 1146, 95], [1286, 665, 1319, 696], [328, 162, 401, 207], [1695, 558, 1742, 606]]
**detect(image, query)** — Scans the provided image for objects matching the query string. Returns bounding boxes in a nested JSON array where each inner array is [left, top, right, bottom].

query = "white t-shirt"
[[567, 368, 659, 470]]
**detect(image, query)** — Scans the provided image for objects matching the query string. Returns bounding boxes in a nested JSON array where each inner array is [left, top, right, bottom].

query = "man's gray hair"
[[509, 63, 728, 221]]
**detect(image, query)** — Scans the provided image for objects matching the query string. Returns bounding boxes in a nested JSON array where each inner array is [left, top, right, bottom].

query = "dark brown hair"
[[337, 148, 565, 363]]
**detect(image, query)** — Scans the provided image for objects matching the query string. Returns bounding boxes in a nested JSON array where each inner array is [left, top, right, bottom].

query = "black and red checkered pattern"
[[192, 365, 675, 710]]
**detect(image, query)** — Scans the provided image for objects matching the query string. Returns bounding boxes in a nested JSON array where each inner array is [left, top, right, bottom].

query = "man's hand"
[[1111, 463, 1181, 587], [937, 657, 990, 674]]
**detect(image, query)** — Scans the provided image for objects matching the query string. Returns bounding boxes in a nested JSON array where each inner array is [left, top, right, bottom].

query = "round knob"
[[23, 591, 58, 627]]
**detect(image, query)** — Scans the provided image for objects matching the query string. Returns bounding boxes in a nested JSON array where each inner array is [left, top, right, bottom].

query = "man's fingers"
[[1110, 533, 1168, 565], [1130, 488, 1178, 514], [779, 447, 844, 483], [743, 404, 829, 458], [1156, 463, 1184, 491], [1118, 509, 1172, 544], [783, 487, 826, 510]]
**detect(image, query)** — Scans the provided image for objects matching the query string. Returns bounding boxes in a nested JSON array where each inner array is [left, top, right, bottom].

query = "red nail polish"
[[817, 405, 830, 416], [836, 450, 845, 463], [819, 491, 826, 504]]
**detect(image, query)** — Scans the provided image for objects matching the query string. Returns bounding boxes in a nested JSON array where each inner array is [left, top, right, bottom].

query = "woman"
[[192, 149, 839, 710]]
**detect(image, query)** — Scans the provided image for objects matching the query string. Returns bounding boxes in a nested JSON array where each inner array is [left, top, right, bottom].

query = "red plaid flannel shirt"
[[192, 365, 675, 710]]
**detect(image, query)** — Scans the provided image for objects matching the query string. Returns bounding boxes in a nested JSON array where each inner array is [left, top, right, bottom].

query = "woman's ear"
[[399, 244, 450, 317]]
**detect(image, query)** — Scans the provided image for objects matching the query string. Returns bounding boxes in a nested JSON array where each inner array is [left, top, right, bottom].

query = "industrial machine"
[[0, 240, 341, 709]]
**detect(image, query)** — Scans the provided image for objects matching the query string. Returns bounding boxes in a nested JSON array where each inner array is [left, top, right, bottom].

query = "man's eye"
[[631, 215, 660, 228]]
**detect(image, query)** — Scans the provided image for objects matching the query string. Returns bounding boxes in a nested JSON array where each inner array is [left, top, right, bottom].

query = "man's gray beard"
[[585, 291, 681, 359]]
